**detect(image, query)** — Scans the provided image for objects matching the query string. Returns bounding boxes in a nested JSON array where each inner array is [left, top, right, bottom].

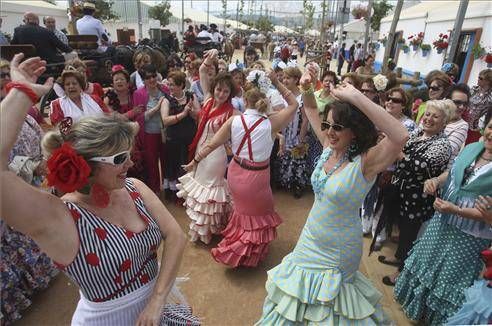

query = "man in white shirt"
[[209, 24, 223, 44], [76, 2, 111, 53], [196, 24, 213, 44]]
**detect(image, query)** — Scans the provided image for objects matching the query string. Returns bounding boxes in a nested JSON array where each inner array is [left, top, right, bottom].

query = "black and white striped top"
[[56, 179, 162, 302]]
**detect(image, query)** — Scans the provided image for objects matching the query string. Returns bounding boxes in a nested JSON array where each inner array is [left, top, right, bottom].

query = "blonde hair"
[[42, 115, 138, 163], [0, 60, 9, 70], [425, 99, 452, 124], [133, 52, 151, 69], [244, 88, 269, 114], [283, 67, 302, 83], [441, 98, 459, 121]]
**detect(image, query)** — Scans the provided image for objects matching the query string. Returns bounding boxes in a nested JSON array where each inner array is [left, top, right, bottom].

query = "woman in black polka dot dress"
[[379, 101, 452, 284]]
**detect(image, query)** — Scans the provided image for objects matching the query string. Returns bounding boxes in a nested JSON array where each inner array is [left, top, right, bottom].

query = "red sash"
[[188, 98, 233, 160]]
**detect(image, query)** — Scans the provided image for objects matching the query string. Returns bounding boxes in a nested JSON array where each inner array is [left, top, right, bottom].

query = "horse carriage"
[[184, 37, 223, 59]]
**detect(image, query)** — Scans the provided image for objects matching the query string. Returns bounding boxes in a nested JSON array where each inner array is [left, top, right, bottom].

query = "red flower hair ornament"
[[47, 143, 91, 193]]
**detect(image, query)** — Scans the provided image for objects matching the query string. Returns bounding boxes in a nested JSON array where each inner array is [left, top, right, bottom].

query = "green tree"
[[71, 0, 119, 21], [302, 0, 315, 31], [256, 16, 273, 32], [148, 0, 172, 27], [239, 0, 244, 22], [371, 0, 393, 31]]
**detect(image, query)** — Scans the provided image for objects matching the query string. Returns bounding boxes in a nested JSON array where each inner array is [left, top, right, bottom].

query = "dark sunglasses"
[[387, 96, 405, 104], [0, 72, 10, 78], [452, 99, 468, 106], [321, 121, 346, 132], [429, 86, 442, 91], [144, 73, 157, 80], [361, 88, 376, 94], [478, 76, 484, 81], [89, 151, 131, 165]]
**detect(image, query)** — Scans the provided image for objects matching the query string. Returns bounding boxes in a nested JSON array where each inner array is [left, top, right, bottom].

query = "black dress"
[[392, 130, 451, 270], [164, 92, 197, 182]]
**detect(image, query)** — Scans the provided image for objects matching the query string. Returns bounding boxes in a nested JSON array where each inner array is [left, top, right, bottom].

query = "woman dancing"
[[1, 54, 194, 325], [177, 49, 239, 244], [257, 66, 409, 324], [184, 70, 298, 267]]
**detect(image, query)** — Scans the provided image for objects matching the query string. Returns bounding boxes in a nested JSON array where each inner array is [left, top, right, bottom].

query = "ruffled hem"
[[394, 253, 469, 325], [177, 173, 231, 244], [256, 260, 389, 325], [176, 173, 229, 206], [211, 211, 282, 268], [446, 280, 492, 325]]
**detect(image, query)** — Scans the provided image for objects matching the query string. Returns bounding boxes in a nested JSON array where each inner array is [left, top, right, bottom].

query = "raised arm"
[[182, 117, 234, 172], [299, 67, 324, 143], [1, 54, 78, 264], [267, 70, 298, 134], [331, 83, 409, 181], [132, 178, 186, 324], [199, 49, 219, 101]]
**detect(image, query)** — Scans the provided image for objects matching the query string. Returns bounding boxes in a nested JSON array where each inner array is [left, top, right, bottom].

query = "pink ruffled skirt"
[[211, 158, 282, 268]]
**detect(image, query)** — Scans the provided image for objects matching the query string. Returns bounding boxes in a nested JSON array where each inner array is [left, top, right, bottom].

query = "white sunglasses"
[[89, 151, 130, 165]]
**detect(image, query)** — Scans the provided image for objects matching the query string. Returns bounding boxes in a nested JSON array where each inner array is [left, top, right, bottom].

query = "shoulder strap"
[[235, 115, 266, 161]]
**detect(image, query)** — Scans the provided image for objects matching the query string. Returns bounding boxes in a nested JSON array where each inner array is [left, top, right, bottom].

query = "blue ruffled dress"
[[257, 148, 390, 325], [394, 143, 492, 325]]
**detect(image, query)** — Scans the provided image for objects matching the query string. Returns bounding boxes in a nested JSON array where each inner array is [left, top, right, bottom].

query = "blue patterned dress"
[[394, 142, 492, 325], [257, 148, 390, 325]]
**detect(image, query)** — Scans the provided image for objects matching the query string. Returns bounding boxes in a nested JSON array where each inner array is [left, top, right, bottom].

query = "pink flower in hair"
[[112, 65, 125, 73]]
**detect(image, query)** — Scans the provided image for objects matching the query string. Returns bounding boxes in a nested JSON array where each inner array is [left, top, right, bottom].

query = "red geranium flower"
[[47, 143, 91, 193]]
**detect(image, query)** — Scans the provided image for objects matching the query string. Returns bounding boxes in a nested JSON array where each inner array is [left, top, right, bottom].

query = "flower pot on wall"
[[422, 49, 430, 57], [488, 62, 492, 68], [412, 45, 419, 51], [437, 48, 444, 54]]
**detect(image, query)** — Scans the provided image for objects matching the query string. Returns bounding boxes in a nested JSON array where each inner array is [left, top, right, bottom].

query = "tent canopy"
[[274, 25, 296, 34], [306, 29, 320, 36]]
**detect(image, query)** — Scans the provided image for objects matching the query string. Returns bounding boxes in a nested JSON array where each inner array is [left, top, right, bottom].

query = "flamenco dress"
[[211, 110, 282, 267], [257, 148, 390, 325]]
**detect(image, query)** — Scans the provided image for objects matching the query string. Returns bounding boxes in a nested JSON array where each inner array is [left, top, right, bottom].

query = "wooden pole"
[[363, 0, 373, 57], [382, 0, 404, 74], [446, 0, 469, 63], [136, 0, 143, 41]]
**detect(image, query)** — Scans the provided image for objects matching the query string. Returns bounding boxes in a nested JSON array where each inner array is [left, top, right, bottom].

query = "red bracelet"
[[5, 82, 39, 104]]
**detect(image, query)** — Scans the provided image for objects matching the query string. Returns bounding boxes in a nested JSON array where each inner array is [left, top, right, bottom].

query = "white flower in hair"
[[372, 74, 388, 92], [246, 70, 272, 94]]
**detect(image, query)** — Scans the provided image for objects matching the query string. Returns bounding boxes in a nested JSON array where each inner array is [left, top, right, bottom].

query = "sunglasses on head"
[[90, 151, 131, 165], [0, 72, 10, 78], [144, 73, 157, 80], [452, 99, 468, 106], [429, 85, 442, 91], [387, 96, 404, 104], [321, 121, 346, 132]]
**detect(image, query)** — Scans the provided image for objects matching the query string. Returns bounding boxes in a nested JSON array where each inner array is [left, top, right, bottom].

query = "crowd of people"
[[1, 4, 492, 325]]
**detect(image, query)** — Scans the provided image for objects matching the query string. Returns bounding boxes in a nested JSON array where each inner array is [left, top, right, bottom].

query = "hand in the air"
[[10, 53, 54, 98]]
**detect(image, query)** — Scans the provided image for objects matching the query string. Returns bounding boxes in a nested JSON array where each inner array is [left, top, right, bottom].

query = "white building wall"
[[1, 1, 69, 36], [375, 5, 491, 85], [103, 19, 161, 41]]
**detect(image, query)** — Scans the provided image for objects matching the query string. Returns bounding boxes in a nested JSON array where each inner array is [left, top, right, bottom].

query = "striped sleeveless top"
[[56, 179, 162, 302]]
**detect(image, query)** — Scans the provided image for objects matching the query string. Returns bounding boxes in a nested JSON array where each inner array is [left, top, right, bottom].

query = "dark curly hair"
[[323, 101, 378, 161]]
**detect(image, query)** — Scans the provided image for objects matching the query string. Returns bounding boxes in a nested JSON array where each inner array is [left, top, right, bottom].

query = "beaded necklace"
[[312, 148, 349, 197]]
